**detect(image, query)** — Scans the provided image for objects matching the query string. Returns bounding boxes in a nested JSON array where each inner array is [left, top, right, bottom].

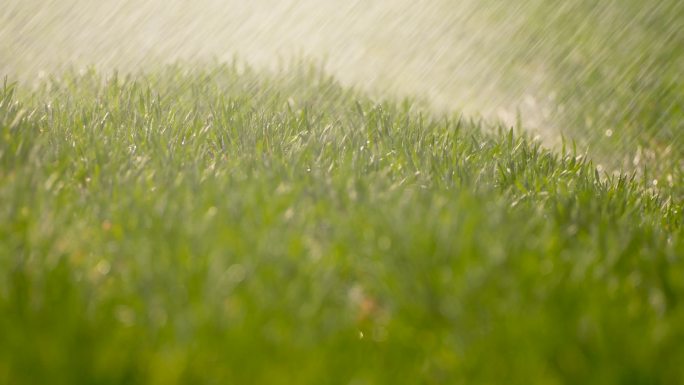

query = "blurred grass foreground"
[[1, 1, 683, 384]]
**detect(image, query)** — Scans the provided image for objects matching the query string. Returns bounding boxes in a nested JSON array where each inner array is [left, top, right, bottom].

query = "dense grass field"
[[1, 65, 683, 384], [489, 0, 684, 178], [3, 0, 682, 167], [1, 1, 684, 383]]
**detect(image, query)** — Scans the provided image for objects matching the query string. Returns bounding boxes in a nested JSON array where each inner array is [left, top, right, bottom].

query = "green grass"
[[1, 64, 683, 384], [477, 0, 684, 179]]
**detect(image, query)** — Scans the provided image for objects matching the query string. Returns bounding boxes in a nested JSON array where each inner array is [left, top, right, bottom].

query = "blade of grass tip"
[[355, 101, 365, 119]]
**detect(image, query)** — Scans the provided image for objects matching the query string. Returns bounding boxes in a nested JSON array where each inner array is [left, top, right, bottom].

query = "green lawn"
[[490, 0, 684, 180], [1, 64, 683, 384]]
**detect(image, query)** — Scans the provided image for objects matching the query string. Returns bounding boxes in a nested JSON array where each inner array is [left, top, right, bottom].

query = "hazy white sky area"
[[2, 0, 554, 135]]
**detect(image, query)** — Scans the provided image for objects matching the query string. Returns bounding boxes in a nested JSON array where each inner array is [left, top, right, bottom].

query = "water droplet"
[[95, 260, 111, 275]]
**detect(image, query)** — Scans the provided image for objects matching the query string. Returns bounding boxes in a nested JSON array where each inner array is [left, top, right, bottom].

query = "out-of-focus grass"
[[1, 65, 683, 384], [483, 0, 684, 186]]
